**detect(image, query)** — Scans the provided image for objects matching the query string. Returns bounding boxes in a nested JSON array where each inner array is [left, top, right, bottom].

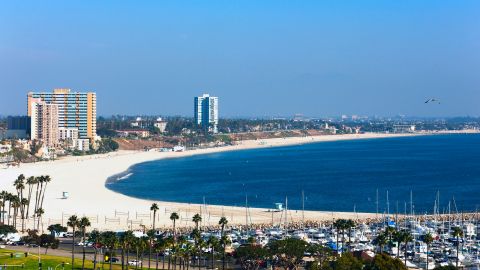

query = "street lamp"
[[55, 262, 69, 270]]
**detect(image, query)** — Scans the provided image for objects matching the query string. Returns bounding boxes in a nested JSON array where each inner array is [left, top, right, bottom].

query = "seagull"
[[425, 98, 440, 104]]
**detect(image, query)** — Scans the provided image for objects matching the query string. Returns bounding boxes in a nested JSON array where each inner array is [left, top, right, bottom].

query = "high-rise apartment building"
[[27, 89, 97, 140], [194, 94, 218, 133], [30, 100, 59, 147]]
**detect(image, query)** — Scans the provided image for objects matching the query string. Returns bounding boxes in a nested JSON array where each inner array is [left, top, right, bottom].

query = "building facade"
[[30, 100, 59, 147], [194, 94, 218, 133], [27, 89, 97, 140]]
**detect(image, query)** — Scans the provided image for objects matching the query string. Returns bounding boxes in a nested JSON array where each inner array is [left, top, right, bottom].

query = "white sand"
[[0, 133, 421, 231]]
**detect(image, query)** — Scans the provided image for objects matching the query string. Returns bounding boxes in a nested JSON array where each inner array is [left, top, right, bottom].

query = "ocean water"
[[106, 134, 480, 214]]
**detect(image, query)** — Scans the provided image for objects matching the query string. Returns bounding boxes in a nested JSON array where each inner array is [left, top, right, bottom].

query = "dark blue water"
[[107, 134, 480, 213]]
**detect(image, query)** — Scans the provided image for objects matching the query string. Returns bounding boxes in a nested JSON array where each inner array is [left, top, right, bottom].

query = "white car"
[[128, 260, 142, 266]]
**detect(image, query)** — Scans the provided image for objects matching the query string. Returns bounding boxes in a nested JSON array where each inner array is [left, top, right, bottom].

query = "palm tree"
[[119, 230, 134, 270], [101, 231, 119, 270], [13, 174, 25, 231], [190, 228, 202, 269], [345, 219, 355, 250], [79, 217, 91, 270], [89, 230, 101, 270], [373, 233, 387, 254], [20, 198, 29, 231], [147, 229, 156, 269], [170, 212, 179, 240], [192, 213, 202, 231], [39, 175, 51, 210], [393, 230, 402, 258], [207, 236, 219, 270], [35, 208, 44, 231], [25, 176, 37, 219], [5, 192, 13, 226], [452, 226, 463, 268], [165, 236, 175, 270], [67, 215, 80, 269], [10, 195, 20, 228], [0, 191, 8, 224], [218, 217, 228, 270], [333, 219, 346, 254], [400, 230, 413, 266], [153, 235, 167, 270], [33, 176, 42, 214], [423, 232, 434, 270], [150, 203, 159, 231]]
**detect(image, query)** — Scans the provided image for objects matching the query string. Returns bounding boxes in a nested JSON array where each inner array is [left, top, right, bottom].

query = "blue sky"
[[1, 1, 479, 117]]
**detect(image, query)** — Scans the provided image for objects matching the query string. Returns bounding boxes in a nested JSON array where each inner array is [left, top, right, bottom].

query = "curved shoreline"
[[0, 132, 469, 231]]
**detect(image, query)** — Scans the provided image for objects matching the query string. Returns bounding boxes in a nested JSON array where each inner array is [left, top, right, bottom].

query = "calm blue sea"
[[106, 134, 480, 214]]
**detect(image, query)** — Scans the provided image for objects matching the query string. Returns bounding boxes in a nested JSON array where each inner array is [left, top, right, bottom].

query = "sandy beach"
[[0, 133, 429, 232]]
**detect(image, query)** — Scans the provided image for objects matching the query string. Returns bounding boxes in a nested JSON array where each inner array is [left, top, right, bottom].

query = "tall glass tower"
[[194, 94, 218, 133]]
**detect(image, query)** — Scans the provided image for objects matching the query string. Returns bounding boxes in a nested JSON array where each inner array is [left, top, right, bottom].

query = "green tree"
[[306, 243, 333, 269], [47, 223, 67, 237], [331, 252, 363, 270], [364, 253, 407, 270], [433, 266, 458, 270], [268, 238, 308, 270], [235, 245, 269, 270], [40, 234, 60, 254]]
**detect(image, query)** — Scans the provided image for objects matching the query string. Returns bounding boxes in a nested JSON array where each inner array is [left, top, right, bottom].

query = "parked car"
[[128, 260, 142, 266], [106, 257, 119, 263]]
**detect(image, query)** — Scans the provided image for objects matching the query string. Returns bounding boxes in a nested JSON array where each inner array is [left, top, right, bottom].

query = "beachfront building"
[[393, 124, 416, 133], [30, 99, 59, 147], [58, 127, 79, 141], [116, 129, 150, 138], [74, 139, 90, 151], [194, 93, 218, 133], [27, 88, 97, 141], [154, 117, 168, 133]]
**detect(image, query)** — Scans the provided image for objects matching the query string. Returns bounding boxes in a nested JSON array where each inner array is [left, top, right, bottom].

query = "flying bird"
[[425, 98, 440, 104]]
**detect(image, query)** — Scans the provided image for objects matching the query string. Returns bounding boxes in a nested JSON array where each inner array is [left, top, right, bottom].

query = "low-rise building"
[[74, 139, 90, 151], [116, 129, 150, 138], [154, 118, 168, 133], [58, 128, 79, 141]]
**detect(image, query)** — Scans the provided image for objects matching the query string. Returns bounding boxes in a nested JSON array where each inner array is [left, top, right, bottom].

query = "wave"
[[106, 171, 133, 185]]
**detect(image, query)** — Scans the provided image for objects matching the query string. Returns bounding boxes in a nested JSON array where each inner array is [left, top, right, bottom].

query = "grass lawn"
[[0, 249, 151, 269]]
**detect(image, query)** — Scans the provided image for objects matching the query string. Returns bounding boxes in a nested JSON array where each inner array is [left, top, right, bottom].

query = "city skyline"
[[1, 1, 479, 117]]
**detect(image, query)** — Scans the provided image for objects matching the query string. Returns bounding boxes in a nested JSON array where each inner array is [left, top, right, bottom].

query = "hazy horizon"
[[1, 1, 479, 117]]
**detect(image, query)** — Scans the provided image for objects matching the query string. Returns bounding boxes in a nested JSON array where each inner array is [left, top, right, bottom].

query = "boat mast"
[[302, 190, 305, 226], [376, 188, 379, 220], [285, 196, 288, 229], [245, 194, 248, 232], [386, 190, 390, 217]]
